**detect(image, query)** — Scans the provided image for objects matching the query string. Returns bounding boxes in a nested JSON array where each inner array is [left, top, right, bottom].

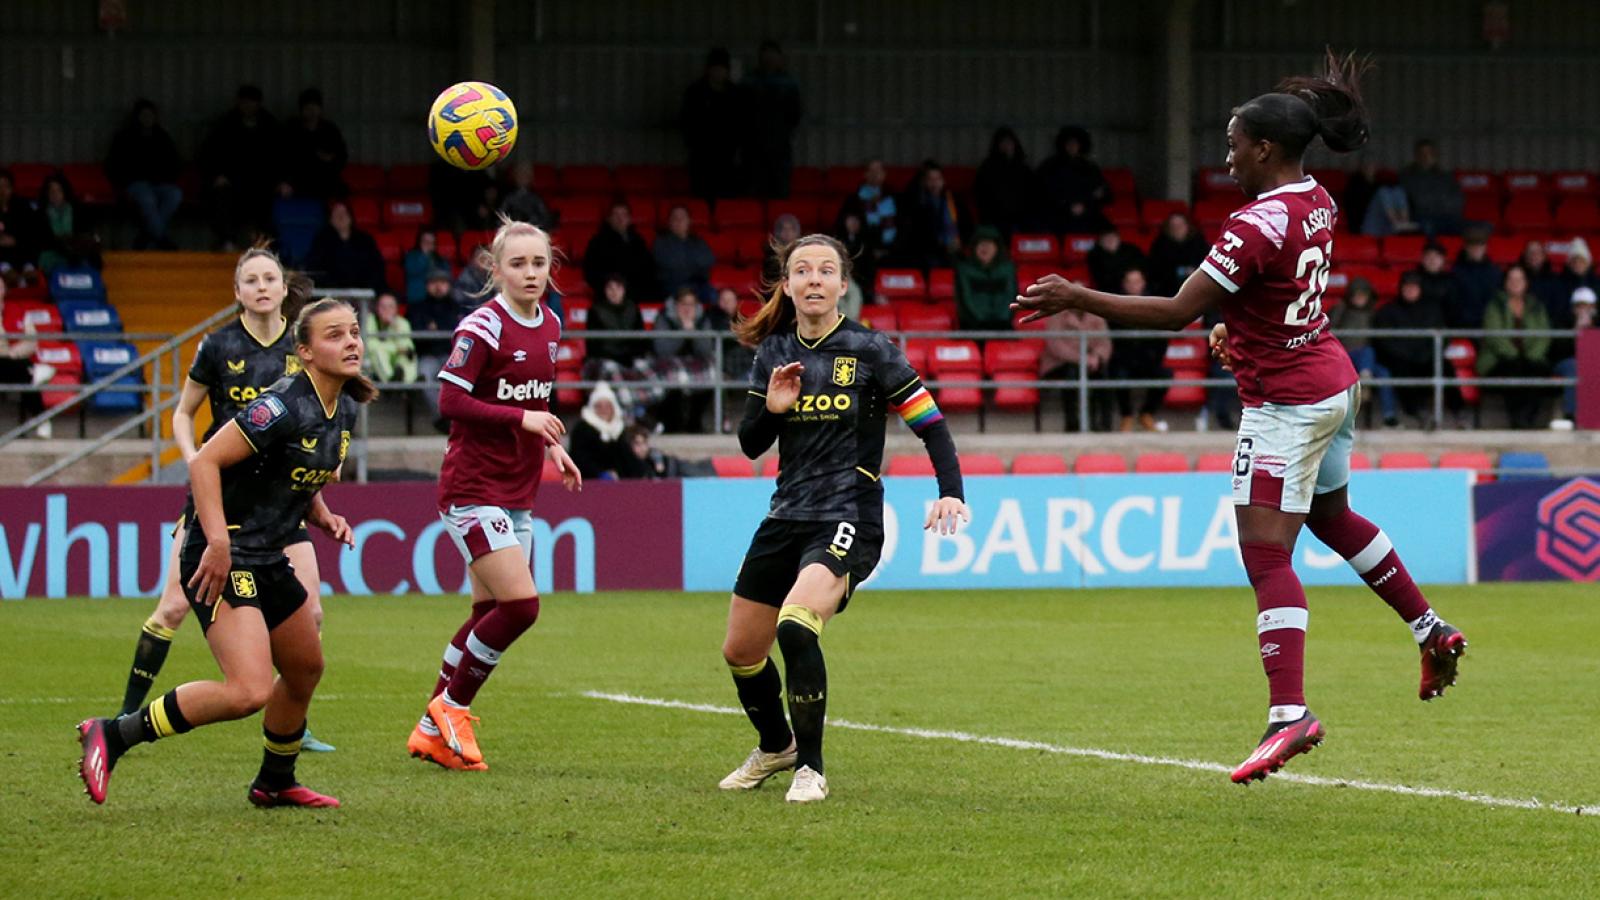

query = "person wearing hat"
[[1449, 224, 1502, 330], [1375, 269, 1447, 424], [1558, 237, 1600, 325], [955, 225, 1018, 330], [1551, 285, 1595, 427], [410, 266, 466, 431], [1478, 263, 1553, 430]]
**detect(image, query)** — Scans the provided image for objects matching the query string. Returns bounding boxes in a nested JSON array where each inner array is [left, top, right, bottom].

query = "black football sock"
[[255, 723, 305, 791], [730, 657, 793, 753], [120, 618, 176, 716], [777, 610, 828, 775], [107, 690, 193, 766]]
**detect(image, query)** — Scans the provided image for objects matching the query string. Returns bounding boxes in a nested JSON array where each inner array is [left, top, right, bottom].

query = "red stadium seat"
[[1552, 171, 1598, 197], [712, 199, 764, 231], [561, 297, 590, 329], [1073, 453, 1128, 475], [711, 455, 755, 478], [962, 453, 1006, 475], [1462, 193, 1502, 225], [1011, 453, 1068, 475], [885, 165, 919, 193], [887, 454, 935, 476], [614, 165, 668, 194], [374, 230, 406, 263], [552, 196, 605, 232], [1103, 167, 1137, 199], [766, 198, 821, 232], [1010, 233, 1060, 263], [660, 197, 711, 228], [348, 195, 383, 230], [1163, 366, 1208, 410], [901, 339, 929, 373], [1554, 197, 1600, 232], [1015, 264, 1056, 294], [1437, 450, 1494, 483], [710, 265, 761, 297], [760, 456, 780, 478], [725, 229, 767, 266], [8, 163, 53, 197], [927, 340, 983, 413], [791, 167, 826, 196], [382, 197, 431, 229], [1134, 452, 1190, 473], [1382, 235, 1427, 267], [1486, 235, 1525, 266], [824, 167, 861, 197], [1340, 234, 1381, 264], [1105, 199, 1140, 229], [41, 369, 83, 410], [34, 341, 83, 377], [859, 305, 897, 332], [897, 304, 954, 334], [343, 164, 385, 194], [1455, 171, 1500, 196], [386, 164, 429, 195], [1444, 339, 1480, 407], [702, 231, 739, 264], [638, 302, 664, 329], [627, 197, 660, 231], [990, 371, 1040, 418], [876, 269, 927, 300], [737, 298, 763, 319], [1349, 451, 1373, 470], [927, 268, 956, 299], [1503, 195, 1553, 232], [62, 164, 113, 205], [4, 300, 61, 336], [1502, 171, 1545, 194], [1195, 167, 1237, 198], [943, 165, 977, 197], [1140, 199, 1189, 228], [1195, 451, 1236, 473], [1308, 168, 1348, 195], [984, 339, 1042, 374], [561, 165, 614, 194], [1061, 235, 1097, 262], [1379, 452, 1433, 470]]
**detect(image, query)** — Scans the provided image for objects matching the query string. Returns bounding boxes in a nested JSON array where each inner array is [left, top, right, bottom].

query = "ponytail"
[[732, 233, 852, 347], [1277, 48, 1372, 154], [293, 297, 380, 404]]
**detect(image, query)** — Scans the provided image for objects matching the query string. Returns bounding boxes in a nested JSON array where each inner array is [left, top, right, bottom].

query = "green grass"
[[2, 584, 1597, 898]]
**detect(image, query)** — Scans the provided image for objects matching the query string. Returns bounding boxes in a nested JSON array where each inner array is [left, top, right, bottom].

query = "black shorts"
[[180, 554, 307, 635], [733, 517, 884, 613]]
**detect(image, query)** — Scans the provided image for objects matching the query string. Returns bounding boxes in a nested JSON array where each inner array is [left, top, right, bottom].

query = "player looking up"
[[718, 234, 970, 803], [1013, 51, 1466, 783], [110, 245, 337, 753], [406, 217, 581, 772], [77, 298, 374, 807]]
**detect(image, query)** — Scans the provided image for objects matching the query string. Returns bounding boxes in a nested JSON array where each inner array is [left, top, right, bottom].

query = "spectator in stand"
[[1358, 170, 1419, 237], [1450, 225, 1502, 330], [1557, 237, 1600, 320], [833, 209, 877, 305], [403, 230, 452, 303], [1413, 241, 1457, 309], [741, 40, 802, 199], [363, 291, 418, 385], [583, 200, 657, 301], [569, 382, 628, 480], [1145, 212, 1208, 296], [711, 286, 756, 431], [974, 126, 1035, 238], [841, 158, 897, 257], [1038, 306, 1112, 432], [428, 158, 491, 234], [499, 160, 554, 229], [1036, 125, 1110, 235], [653, 204, 715, 301], [761, 213, 804, 284], [1399, 138, 1465, 236], [1106, 268, 1170, 431], [1519, 239, 1569, 329], [1343, 160, 1380, 237], [1087, 226, 1146, 292], [305, 201, 386, 295], [1478, 264, 1553, 430], [0, 278, 55, 433], [954, 226, 1016, 331], [1551, 286, 1596, 427], [463, 179, 504, 231], [105, 98, 183, 250], [1374, 271, 1447, 426], [585, 274, 649, 371], [894, 160, 969, 269], [408, 267, 461, 432], [0, 169, 45, 274], [1330, 277, 1399, 427], [651, 286, 716, 433], [451, 244, 491, 311], [619, 424, 685, 479], [279, 88, 348, 201], [36, 174, 100, 272], [681, 47, 745, 202], [199, 85, 281, 250]]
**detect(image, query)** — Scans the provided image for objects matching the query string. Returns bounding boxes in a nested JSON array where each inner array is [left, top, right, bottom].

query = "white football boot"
[[785, 765, 829, 803], [718, 742, 797, 790]]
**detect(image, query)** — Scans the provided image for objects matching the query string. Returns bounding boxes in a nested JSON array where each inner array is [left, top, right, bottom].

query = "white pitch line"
[[581, 691, 1593, 817]]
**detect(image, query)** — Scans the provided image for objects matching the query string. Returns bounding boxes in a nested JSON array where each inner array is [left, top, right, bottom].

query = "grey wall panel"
[[1197, 0, 1600, 53]]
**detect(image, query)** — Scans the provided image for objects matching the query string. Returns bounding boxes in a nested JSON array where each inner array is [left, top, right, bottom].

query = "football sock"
[[729, 657, 793, 753], [442, 598, 539, 708], [120, 617, 176, 716], [106, 689, 193, 766], [256, 722, 305, 791], [776, 607, 827, 774], [1306, 509, 1432, 629], [420, 601, 495, 735], [1241, 542, 1308, 708]]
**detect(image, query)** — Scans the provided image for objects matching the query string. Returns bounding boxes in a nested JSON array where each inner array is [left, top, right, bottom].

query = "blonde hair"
[[472, 214, 559, 298], [732, 234, 853, 347]]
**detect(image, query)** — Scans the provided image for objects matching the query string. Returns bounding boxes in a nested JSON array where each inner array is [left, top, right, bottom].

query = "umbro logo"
[[1260, 642, 1280, 659], [514, 350, 528, 362]]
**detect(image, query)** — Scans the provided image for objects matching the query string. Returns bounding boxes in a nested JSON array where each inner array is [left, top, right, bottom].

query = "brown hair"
[[472, 213, 560, 299], [234, 241, 313, 325], [732, 234, 852, 347], [293, 297, 379, 403]]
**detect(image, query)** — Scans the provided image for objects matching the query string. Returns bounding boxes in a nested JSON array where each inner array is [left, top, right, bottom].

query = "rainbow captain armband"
[[891, 380, 943, 433]]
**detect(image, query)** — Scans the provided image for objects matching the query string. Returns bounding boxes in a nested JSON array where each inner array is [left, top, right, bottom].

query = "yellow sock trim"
[[264, 737, 303, 756], [729, 659, 768, 678], [777, 605, 823, 636], [142, 617, 177, 641], [149, 697, 175, 738]]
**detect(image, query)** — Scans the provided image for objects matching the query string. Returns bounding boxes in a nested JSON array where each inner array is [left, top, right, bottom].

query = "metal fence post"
[[1432, 332, 1445, 427], [1077, 330, 1090, 433], [712, 334, 724, 432]]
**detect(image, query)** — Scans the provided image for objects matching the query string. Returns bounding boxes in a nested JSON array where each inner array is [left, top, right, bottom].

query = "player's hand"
[[766, 362, 805, 414], [312, 511, 354, 547], [188, 539, 232, 607], [924, 497, 971, 536], [1012, 274, 1084, 324], [1208, 322, 1233, 372], [549, 444, 583, 493], [521, 410, 566, 443]]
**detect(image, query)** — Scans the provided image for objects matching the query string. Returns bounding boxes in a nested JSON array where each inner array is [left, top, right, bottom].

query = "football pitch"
[[3, 584, 1595, 898]]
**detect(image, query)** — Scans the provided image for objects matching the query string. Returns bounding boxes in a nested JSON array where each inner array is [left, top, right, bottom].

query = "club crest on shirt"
[[548, 341, 559, 364], [285, 354, 303, 376], [247, 395, 286, 428], [226, 358, 247, 374], [447, 336, 474, 369], [230, 570, 258, 599], [832, 356, 857, 387]]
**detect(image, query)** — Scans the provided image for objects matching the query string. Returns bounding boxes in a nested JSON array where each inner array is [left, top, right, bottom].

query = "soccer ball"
[[427, 81, 518, 171]]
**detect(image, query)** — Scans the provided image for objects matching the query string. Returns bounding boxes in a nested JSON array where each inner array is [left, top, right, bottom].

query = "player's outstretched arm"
[[1012, 269, 1223, 330]]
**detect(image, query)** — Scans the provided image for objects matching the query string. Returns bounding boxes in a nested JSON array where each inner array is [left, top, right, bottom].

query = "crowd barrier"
[[0, 470, 1479, 599]]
